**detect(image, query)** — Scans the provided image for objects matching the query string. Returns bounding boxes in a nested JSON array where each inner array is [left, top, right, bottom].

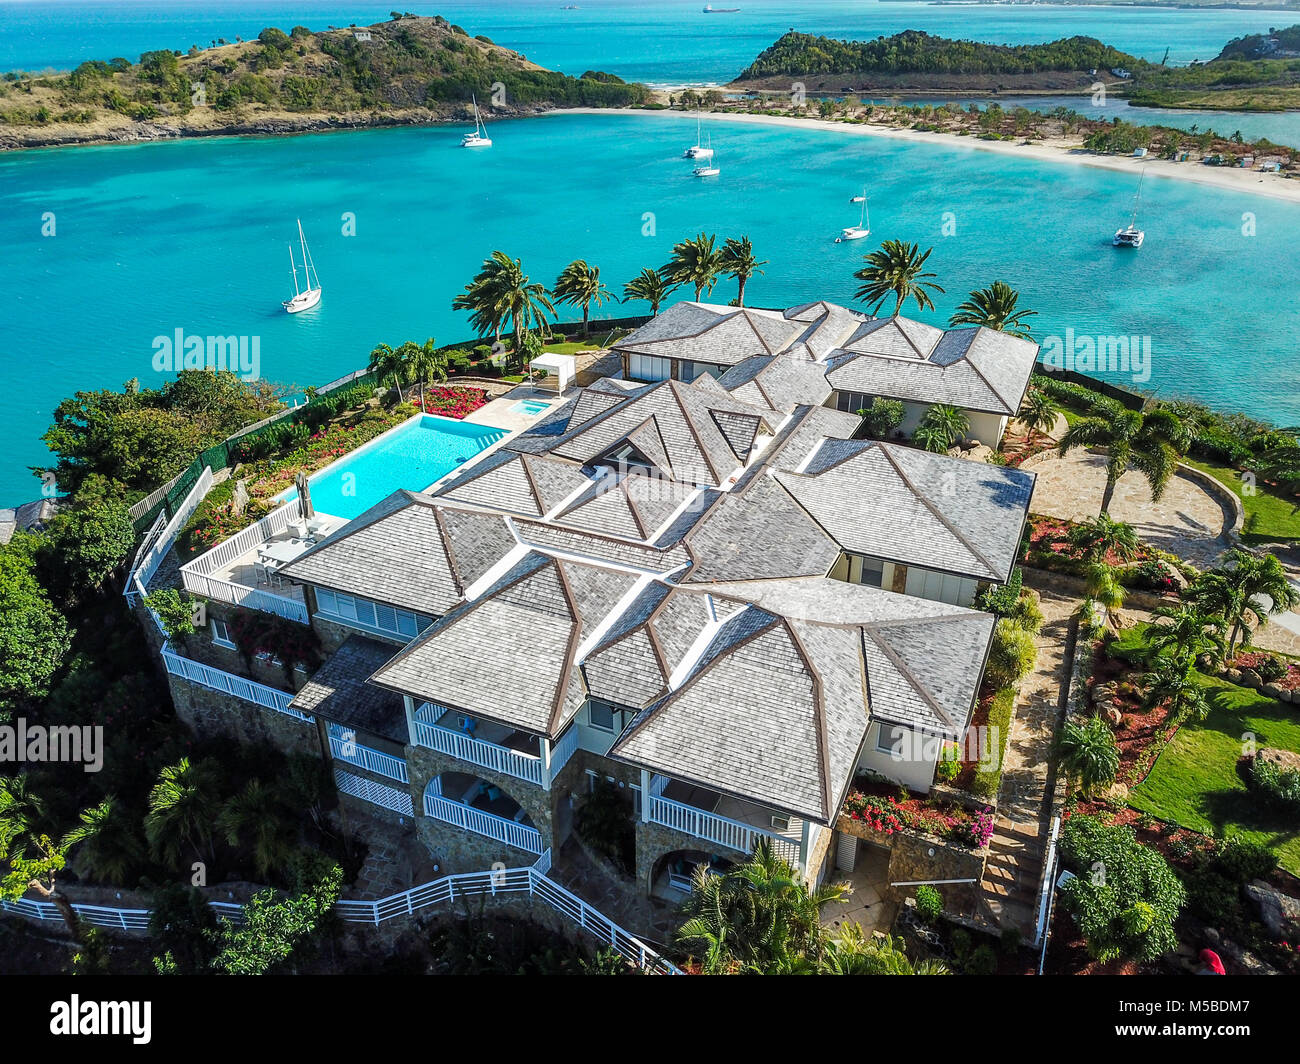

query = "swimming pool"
[[284, 415, 507, 521], [510, 399, 552, 417]]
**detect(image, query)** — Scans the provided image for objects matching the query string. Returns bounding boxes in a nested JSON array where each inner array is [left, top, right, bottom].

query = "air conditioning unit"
[[770, 814, 791, 831]]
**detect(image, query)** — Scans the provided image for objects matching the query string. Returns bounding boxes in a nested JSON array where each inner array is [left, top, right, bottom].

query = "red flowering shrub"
[[410, 386, 489, 420]]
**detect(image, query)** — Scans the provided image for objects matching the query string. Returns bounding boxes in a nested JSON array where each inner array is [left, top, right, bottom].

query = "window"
[[876, 723, 907, 755], [315, 587, 427, 638], [628, 353, 671, 382], [848, 555, 885, 588], [904, 568, 978, 607], [587, 698, 619, 732], [211, 618, 235, 649], [681, 360, 724, 383]]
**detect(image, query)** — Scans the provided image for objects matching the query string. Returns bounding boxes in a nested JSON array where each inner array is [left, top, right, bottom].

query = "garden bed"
[[843, 779, 993, 851]]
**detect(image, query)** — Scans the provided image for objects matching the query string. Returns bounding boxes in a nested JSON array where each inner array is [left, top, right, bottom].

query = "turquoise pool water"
[[284, 415, 506, 521], [511, 399, 552, 417]]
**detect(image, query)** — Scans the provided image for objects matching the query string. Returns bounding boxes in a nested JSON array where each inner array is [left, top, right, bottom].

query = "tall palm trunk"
[[737, 275, 747, 307], [31, 881, 81, 941], [1100, 476, 1118, 515]]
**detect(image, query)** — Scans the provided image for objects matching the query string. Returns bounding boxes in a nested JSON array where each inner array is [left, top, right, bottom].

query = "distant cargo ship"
[[703, 5, 740, 11]]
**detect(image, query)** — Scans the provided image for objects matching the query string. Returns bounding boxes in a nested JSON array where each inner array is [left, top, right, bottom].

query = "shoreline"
[[557, 107, 1300, 204]]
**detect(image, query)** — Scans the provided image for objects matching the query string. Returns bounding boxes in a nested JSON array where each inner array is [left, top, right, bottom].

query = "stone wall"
[[836, 815, 987, 914], [167, 673, 319, 758]]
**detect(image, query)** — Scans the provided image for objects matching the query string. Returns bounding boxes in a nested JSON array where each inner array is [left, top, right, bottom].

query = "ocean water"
[[3, 111, 1298, 505], [282, 414, 506, 519], [0, 0, 1285, 79]]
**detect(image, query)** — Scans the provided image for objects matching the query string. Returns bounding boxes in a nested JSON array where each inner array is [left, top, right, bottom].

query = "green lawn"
[[1178, 455, 1300, 544], [541, 341, 600, 355], [1129, 675, 1300, 874]]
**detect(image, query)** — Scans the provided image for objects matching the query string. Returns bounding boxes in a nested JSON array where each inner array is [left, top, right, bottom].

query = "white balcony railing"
[[550, 724, 579, 780], [334, 768, 414, 815], [178, 500, 309, 623], [412, 707, 544, 786], [327, 723, 408, 784], [647, 778, 802, 867], [423, 792, 544, 855], [161, 642, 310, 721]]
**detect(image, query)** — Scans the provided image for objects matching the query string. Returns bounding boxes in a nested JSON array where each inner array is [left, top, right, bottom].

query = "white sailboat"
[[461, 94, 492, 148], [836, 191, 870, 242], [683, 113, 713, 159], [693, 152, 720, 178], [1114, 170, 1145, 248], [282, 219, 321, 314]]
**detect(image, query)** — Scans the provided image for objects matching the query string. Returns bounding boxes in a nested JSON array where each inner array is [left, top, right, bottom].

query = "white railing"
[[424, 792, 543, 855], [124, 465, 214, 612], [647, 781, 802, 867], [411, 709, 543, 787], [532, 848, 553, 876], [2, 864, 677, 973], [161, 642, 310, 721], [178, 500, 309, 623], [1033, 815, 1062, 949], [334, 768, 414, 815], [124, 510, 168, 606], [327, 724, 408, 784], [550, 724, 580, 780]]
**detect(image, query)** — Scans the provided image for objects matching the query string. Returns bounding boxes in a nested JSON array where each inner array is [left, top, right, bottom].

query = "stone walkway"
[[979, 588, 1079, 937], [337, 805, 441, 901], [823, 842, 895, 939], [1025, 452, 1233, 568]]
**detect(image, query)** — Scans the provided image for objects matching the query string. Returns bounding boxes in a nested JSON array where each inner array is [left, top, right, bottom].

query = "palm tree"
[[662, 232, 724, 300], [218, 780, 295, 881], [367, 342, 408, 403], [853, 240, 945, 317], [1085, 561, 1125, 629], [1018, 389, 1060, 447], [1143, 657, 1213, 725], [1067, 513, 1139, 565], [0, 777, 80, 939], [1186, 549, 1299, 657], [1055, 716, 1120, 797], [1144, 604, 1226, 669], [552, 259, 612, 336], [949, 280, 1038, 339], [819, 925, 950, 974], [622, 267, 677, 315], [915, 403, 969, 452], [718, 236, 767, 307], [452, 251, 556, 359], [675, 839, 849, 973], [1057, 398, 1191, 514], [406, 337, 447, 408], [64, 797, 145, 886], [145, 757, 224, 869]]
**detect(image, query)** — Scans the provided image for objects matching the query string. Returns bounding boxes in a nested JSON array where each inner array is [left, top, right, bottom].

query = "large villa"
[[147, 298, 1039, 908]]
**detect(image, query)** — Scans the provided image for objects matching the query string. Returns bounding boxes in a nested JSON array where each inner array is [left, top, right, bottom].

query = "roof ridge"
[[666, 382, 725, 483], [863, 625, 957, 733], [548, 557, 587, 733], [955, 331, 1014, 414], [876, 445, 1001, 580], [781, 618, 832, 821], [429, 505, 467, 597]]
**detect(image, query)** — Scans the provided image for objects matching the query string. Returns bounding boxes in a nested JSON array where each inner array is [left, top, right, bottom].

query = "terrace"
[[410, 702, 579, 789], [646, 774, 806, 869]]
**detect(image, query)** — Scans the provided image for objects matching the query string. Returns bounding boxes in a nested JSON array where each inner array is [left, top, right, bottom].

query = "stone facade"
[[836, 815, 987, 914], [167, 673, 319, 757]]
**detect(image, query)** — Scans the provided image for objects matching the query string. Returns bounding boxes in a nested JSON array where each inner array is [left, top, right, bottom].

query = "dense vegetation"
[[0, 15, 646, 133], [736, 30, 1143, 80]]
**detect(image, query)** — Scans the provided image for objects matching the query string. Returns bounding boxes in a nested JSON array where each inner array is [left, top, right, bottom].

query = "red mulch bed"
[[1230, 650, 1300, 690], [1087, 642, 1179, 787]]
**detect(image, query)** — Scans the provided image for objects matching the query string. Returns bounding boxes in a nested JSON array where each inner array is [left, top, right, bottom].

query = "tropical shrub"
[[857, 397, 905, 440], [1255, 655, 1287, 683], [985, 618, 1037, 689], [1245, 755, 1300, 814], [1058, 815, 1185, 963], [914, 884, 943, 923], [974, 567, 1023, 618]]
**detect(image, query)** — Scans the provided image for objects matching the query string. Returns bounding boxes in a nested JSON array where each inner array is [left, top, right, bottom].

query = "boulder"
[[1103, 706, 1123, 727], [1239, 668, 1262, 688], [1262, 682, 1287, 700], [231, 479, 250, 516], [1257, 747, 1300, 774], [1224, 667, 1243, 684], [1245, 880, 1300, 940]]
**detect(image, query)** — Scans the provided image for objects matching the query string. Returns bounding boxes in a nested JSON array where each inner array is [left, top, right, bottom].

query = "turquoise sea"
[[4, 109, 1299, 505]]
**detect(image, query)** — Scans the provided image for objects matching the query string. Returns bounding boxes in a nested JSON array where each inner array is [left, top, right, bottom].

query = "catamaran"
[[836, 191, 870, 242], [461, 94, 492, 148], [1114, 170, 1145, 248], [282, 219, 321, 314], [683, 113, 713, 159]]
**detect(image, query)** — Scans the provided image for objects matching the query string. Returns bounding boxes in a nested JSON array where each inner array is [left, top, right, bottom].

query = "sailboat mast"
[[288, 244, 301, 297]]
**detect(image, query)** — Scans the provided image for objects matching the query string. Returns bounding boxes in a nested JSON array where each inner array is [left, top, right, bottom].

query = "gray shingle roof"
[[615, 302, 801, 368], [288, 635, 407, 743], [774, 441, 1034, 583]]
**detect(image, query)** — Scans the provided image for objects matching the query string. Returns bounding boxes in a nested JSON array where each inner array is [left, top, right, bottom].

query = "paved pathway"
[[1026, 452, 1233, 568], [979, 589, 1078, 936], [823, 842, 896, 939]]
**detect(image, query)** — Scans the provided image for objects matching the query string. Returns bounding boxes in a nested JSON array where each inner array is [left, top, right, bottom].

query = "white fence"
[[179, 500, 309, 623], [550, 724, 579, 780], [334, 768, 414, 815], [327, 724, 408, 784], [412, 709, 544, 786], [124, 466, 214, 610], [161, 642, 310, 721], [648, 777, 802, 867], [424, 791, 544, 855]]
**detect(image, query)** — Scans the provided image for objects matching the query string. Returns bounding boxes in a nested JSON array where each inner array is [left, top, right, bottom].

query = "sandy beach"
[[559, 107, 1300, 205]]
